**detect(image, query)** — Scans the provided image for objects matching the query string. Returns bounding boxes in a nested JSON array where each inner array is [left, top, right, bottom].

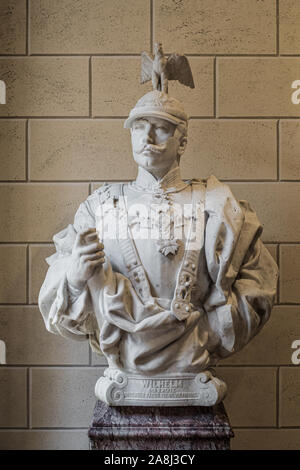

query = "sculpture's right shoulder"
[[85, 182, 124, 212], [89, 183, 112, 203]]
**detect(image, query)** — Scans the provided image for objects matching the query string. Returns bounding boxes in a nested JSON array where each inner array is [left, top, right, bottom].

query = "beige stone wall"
[[0, 0, 299, 450]]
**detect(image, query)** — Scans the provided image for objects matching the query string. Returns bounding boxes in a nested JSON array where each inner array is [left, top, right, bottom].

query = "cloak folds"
[[38, 176, 278, 373]]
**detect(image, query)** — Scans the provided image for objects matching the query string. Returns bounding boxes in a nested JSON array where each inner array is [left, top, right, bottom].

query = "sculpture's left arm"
[[204, 177, 278, 359], [210, 236, 277, 358]]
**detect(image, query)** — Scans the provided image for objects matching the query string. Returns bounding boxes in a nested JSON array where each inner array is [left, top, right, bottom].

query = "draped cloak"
[[38, 174, 278, 375]]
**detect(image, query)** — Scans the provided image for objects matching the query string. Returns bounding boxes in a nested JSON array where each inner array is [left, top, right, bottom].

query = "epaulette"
[[92, 182, 123, 205], [190, 177, 207, 187]]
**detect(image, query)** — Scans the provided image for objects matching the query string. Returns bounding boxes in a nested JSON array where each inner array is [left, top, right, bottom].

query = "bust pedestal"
[[88, 401, 234, 450]]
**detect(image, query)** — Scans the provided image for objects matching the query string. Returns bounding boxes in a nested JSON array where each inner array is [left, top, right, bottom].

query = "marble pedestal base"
[[88, 401, 234, 450]]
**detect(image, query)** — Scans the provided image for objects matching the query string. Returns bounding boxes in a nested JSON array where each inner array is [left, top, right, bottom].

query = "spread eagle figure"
[[141, 43, 195, 94]]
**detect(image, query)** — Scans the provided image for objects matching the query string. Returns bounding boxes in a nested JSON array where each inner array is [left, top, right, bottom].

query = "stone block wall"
[[0, 0, 300, 450]]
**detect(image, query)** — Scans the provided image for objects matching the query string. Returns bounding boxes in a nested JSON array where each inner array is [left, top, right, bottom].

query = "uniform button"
[[185, 282, 190, 287], [175, 303, 179, 308], [192, 264, 196, 270], [185, 306, 190, 312], [184, 261, 189, 267]]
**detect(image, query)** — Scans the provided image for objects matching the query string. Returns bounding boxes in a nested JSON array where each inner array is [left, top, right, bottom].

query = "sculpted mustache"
[[137, 143, 167, 154]]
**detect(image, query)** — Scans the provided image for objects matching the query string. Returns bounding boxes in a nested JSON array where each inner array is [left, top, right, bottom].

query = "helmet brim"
[[124, 109, 185, 129]]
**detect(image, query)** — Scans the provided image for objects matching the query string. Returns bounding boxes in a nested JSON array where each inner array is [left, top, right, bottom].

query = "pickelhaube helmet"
[[124, 90, 188, 129]]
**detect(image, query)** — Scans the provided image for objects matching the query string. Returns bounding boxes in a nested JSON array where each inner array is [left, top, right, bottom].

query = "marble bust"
[[39, 46, 278, 407]]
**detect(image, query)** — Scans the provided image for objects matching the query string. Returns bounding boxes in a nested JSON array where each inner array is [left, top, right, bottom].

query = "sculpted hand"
[[66, 228, 105, 292]]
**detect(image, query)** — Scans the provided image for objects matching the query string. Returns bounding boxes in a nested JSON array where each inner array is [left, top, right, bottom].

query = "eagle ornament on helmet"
[[124, 43, 194, 131]]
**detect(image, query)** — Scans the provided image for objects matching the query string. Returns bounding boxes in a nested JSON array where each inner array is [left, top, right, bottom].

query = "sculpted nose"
[[144, 133, 154, 144], [143, 125, 155, 144]]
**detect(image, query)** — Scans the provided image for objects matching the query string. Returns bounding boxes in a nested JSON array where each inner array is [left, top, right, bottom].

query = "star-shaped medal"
[[156, 239, 180, 257]]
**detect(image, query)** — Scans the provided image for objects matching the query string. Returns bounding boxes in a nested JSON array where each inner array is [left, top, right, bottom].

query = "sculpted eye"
[[132, 121, 145, 130]]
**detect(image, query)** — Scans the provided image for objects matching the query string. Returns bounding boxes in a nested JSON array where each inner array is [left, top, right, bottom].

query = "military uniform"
[[39, 90, 278, 406], [39, 166, 278, 376]]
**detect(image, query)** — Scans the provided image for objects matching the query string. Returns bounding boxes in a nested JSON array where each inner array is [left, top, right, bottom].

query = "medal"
[[156, 238, 180, 257]]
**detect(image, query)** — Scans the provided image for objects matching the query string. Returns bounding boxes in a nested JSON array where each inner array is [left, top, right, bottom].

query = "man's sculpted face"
[[130, 116, 185, 177]]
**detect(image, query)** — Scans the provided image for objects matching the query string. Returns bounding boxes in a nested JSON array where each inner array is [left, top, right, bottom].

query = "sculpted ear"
[[178, 136, 187, 157]]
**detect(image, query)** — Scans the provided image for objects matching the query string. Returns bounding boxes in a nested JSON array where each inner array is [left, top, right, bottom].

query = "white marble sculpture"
[[39, 45, 278, 407]]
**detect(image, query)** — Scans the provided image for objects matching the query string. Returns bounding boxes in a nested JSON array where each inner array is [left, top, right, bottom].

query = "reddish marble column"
[[88, 401, 234, 450]]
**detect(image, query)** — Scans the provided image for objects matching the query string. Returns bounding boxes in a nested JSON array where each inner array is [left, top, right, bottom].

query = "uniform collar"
[[133, 166, 186, 193]]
